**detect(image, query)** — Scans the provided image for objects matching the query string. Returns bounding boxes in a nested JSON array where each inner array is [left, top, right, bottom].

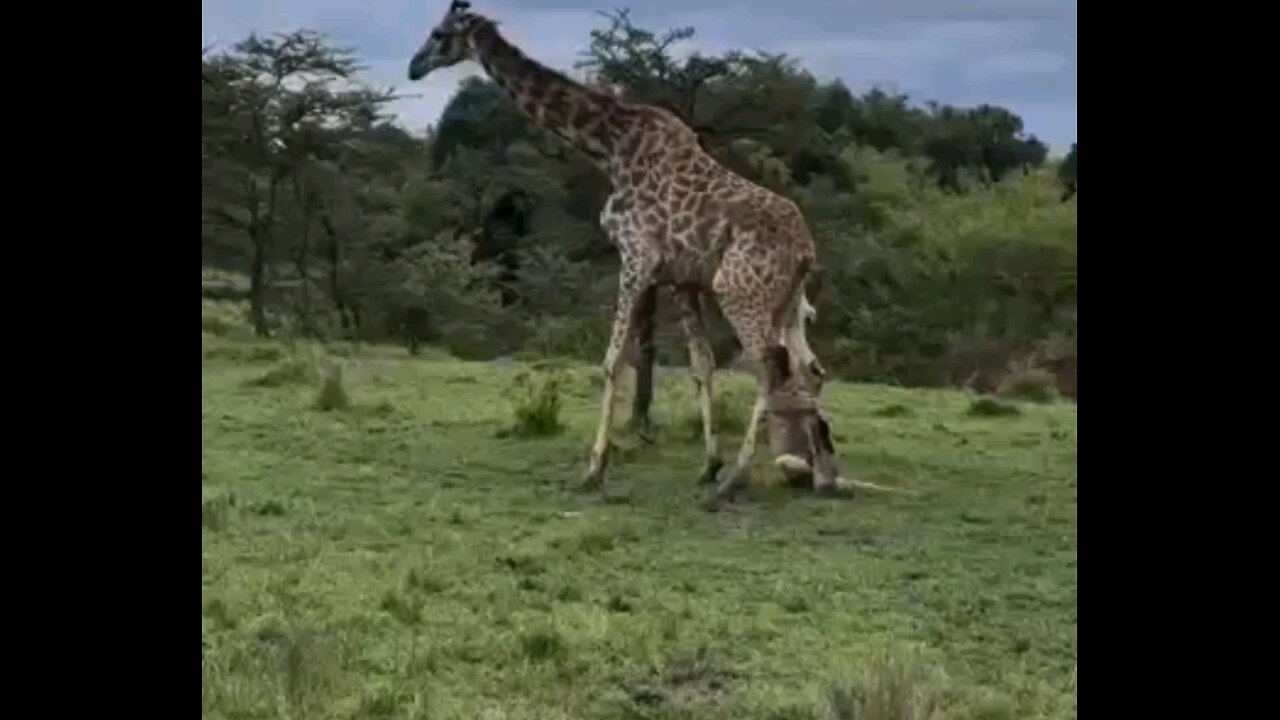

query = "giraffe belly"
[[656, 247, 716, 289]]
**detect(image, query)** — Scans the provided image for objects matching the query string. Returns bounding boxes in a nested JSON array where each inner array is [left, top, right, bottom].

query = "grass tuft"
[[872, 403, 914, 418], [966, 397, 1021, 417], [828, 649, 947, 720], [519, 627, 566, 661], [314, 363, 351, 412], [508, 368, 565, 437]]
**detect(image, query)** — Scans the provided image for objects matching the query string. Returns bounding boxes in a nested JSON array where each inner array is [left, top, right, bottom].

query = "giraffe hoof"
[[697, 456, 724, 485], [580, 465, 606, 493], [629, 418, 656, 445], [710, 466, 749, 504]]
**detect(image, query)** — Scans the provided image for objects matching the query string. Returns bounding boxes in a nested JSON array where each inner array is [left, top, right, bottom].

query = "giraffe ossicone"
[[407, 3, 847, 508]]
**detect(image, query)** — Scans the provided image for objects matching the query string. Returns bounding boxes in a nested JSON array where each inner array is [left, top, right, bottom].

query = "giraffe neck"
[[469, 20, 634, 172]]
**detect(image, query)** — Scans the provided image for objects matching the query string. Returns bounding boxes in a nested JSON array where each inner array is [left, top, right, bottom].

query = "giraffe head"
[[408, 1, 485, 80], [762, 346, 845, 492]]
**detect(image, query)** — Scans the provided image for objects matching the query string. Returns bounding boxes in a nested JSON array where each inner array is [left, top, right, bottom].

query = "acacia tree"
[[201, 30, 394, 335]]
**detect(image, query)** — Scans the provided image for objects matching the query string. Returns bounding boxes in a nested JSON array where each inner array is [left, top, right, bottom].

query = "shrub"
[[201, 299, 255, 339], [1032, 332, 1076, 400], [519, 315, 612, 363], [509, 368, 565, 437], [996, 367, 1058, 403]]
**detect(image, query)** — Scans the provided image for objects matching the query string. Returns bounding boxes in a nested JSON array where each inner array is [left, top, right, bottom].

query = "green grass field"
[[201, 326, 1077, 719]]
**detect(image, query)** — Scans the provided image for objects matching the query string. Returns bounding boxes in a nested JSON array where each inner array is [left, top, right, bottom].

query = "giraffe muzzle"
[[408, 49, 433, 80]]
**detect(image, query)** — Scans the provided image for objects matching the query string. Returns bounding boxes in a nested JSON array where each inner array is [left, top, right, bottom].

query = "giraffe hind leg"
[[674, 290, 724, 485], [627, 286, 659, 443]]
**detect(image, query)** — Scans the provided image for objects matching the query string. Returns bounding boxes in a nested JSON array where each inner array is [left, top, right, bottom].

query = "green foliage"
[[201, 298, 256, 340], [508, 368, 566, 437], [810, 147, 1075, 388], [202, 31, 398, 337], [519, 314, 612, 363], [1057, 143, 1077, 200]]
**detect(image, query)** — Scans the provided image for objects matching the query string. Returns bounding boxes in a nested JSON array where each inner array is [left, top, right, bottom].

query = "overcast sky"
[[201, 0, 1076, 155]]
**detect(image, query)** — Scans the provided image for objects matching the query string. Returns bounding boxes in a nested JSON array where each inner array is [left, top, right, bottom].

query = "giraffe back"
[[603, 108, 817, 295]]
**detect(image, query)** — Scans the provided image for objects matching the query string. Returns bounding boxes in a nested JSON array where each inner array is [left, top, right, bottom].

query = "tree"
[[201, 30, 394, 335], [1058, 143, 1077, 201]]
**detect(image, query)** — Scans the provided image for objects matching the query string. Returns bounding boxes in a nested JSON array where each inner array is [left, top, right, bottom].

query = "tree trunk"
[[293, 187, 317, 336], [249, 226, 270, 337], [321, 213, 350, 330], [249, 170, 283, 337], [291, 174, 330, 336]]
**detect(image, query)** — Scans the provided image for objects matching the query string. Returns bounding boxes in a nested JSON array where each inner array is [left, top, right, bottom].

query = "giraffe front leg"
[[702, 333, 775, 511], [582, 280, 648, 492], [702, 285, 774, 510], [705, 390, 766, 510]]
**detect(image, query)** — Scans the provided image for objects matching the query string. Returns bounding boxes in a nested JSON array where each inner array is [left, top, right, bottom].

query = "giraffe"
[[408, 1, 847, 508]]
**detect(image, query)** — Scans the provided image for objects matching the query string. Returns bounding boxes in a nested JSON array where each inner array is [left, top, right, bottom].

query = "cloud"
[[966, 51, 1069, 82], [200, 0, 1076, 150]]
